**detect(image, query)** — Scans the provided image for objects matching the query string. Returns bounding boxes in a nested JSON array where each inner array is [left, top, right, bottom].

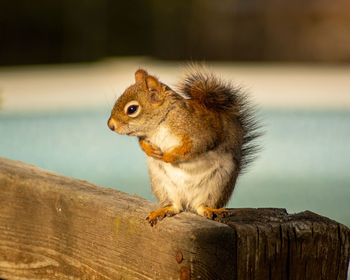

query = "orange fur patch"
[[202, 206, 227, 214], [162, 134, 192, 163], [198, 206, 227, 219], [146, 205, 178, 226], [139, 139, 163, 159]]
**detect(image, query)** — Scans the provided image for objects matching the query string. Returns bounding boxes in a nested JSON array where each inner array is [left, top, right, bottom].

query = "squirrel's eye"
[[127, 105, 138, 114], [124, 100, 141, 118]]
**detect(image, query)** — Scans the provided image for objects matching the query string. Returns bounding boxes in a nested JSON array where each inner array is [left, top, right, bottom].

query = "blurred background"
[[1, 0, 350, 64], [0, 0, 349, 234]]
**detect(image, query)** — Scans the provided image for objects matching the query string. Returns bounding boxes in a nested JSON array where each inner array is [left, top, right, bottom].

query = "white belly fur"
[[147, 146, 235, 211], [148, 125, 181, 151]]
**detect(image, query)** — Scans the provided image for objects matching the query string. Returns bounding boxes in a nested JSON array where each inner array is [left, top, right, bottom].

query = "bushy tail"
[[178, 66, 262, 172], [178, 67, 240, 113]]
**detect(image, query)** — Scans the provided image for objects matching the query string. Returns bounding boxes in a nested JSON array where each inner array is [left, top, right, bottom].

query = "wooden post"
[[0, 157, 349, 279]]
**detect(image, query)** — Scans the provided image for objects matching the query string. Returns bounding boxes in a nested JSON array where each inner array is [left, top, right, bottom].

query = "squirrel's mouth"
[[127, 131, 136, 136]]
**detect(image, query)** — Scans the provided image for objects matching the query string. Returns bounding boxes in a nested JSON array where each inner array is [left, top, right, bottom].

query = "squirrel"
[[108, 66, 261, 226]]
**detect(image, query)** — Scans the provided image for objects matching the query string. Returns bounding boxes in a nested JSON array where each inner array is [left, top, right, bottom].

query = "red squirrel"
[[108, 67, 261, 226]]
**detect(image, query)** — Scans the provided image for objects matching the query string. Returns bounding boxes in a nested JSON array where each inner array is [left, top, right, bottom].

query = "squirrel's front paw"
[[146, 205, 179, 226], [139, 139, 164, 159], [149, 145, 163, 158]]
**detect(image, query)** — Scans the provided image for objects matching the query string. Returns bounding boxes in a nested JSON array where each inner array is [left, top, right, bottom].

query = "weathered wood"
[[215, 209, 350, 280], [0, 157, 349, 279]]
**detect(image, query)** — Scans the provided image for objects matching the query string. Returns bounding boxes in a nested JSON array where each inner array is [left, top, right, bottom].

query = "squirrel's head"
[[108, 69, 173, 137]]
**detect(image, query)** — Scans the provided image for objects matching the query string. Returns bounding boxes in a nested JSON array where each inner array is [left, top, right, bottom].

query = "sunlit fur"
[[109, 66, 261, 220]]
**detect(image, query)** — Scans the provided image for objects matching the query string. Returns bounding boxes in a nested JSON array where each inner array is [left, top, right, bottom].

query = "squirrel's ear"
[[146, 76, 165, 104], [146, 76, 162, 92], [135, 69, 148, 83]]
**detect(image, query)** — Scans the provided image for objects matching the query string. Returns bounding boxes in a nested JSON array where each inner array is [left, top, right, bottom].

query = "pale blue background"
[[0, 108, 349, 228]]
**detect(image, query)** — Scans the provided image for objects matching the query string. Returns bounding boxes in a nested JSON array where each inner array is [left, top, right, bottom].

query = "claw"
[[146, 205, 178, 226], [139, 139, 164, 159], [196, 206, 228, 220]]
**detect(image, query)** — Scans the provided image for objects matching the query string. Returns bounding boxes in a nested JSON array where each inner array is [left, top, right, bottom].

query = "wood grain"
[[215, 208, 350, 280], [0, 157, 349, 279]]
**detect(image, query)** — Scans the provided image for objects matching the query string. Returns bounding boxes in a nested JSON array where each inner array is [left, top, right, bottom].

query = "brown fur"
[[108, 66, 261, 225], [178, 66, 261, 172]]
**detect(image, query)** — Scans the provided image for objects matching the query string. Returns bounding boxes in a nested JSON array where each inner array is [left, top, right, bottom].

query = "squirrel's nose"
[[108, 117, 116, 131]]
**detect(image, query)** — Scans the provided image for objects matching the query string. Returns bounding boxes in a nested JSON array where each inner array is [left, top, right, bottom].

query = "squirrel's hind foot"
[[146, 205, 179, 226], [196, 205, 228, 220]]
